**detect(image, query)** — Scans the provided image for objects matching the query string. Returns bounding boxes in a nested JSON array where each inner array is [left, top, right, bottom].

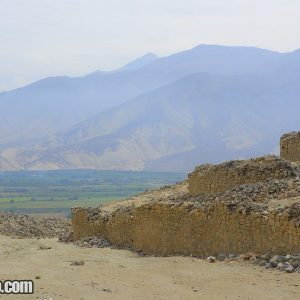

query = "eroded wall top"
[[188, 155, 297, 196]]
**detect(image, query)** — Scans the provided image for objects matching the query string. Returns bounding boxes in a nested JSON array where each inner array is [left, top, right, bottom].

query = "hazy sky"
[[1, 0, 300, 91]]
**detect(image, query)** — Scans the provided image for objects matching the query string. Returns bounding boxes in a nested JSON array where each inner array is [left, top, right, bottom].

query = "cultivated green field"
[[0, 170, 185, 217]]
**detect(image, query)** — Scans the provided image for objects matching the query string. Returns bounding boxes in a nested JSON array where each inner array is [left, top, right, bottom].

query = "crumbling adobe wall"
[[72, 202, 300, 256], [281, 132, 300, 163], [188, 156, 297, 197], [72, 207, 133, 248]]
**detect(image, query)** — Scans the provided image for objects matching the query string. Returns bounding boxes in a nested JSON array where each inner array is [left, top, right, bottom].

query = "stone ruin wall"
[[281, 132, 300, 163], [188, 156, 296, 197], [72, 133, 300, 257], [72, 202, 300, 256]]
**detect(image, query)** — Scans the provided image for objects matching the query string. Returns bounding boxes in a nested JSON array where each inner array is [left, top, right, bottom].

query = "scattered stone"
[[260, 253, 272, 261], [290, 260, 300, 268], [70, 260, 85, 266], [277, 262, 283, 269], [265, 263, 272, 269], [217, 253, 227, 261], [269, 261, 278, 268], [38, 245, 52, 250], [136, 249, 146, 256], [35, 276, 41, 280], [74, 236, 111, 248], [252, 259, 261, 265], [207, 256, 216, 263], [285, 254, 292, 260], [58, 231, 73, 243], [271, 255, 284, 263], [259, 260, 267, 267], [282, 263, 294, 273], [240, 254, 251, 261]]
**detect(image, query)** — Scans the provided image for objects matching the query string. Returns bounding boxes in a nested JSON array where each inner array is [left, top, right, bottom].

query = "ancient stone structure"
[[188, 156, 297, 197], [72, 133, 300, 257], [280, 132, 300, 162], [72, 201, 300, 256]]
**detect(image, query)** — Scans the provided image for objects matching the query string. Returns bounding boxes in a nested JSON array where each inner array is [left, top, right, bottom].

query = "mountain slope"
[[2, 68, 300, 172], [119, 53, 158, 71], [0, 45, 282, 145]]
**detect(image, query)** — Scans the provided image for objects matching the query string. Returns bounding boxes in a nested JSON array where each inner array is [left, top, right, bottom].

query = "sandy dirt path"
[[0, 236, 299, 300]]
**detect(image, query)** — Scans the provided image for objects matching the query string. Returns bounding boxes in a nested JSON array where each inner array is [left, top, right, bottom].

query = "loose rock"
[[207, 256, 216, 263]]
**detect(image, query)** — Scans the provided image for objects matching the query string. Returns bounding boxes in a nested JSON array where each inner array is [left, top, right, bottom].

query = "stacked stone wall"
[[72, 202, 300, 256], [72, 134, 300, 257], [281, 132, 300, 162], [188, 156, 296, 197]]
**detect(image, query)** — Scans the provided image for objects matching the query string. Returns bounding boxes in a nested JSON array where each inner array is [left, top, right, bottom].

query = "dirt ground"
[[0, 237, 299, 300]]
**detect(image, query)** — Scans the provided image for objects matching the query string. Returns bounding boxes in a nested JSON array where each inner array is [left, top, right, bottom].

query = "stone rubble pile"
[[187, 177, 300, 213], [207, 252, 300, 273], [74, 236, 111, 248], [58, 231, 74, 243], [0, 211, 72, 239]]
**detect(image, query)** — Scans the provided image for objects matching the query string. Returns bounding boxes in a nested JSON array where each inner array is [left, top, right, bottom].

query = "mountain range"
[[0, 44, 300, 172]]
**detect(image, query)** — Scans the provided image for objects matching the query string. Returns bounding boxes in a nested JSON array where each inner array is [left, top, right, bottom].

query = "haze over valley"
[[1, 44, 300, 172]]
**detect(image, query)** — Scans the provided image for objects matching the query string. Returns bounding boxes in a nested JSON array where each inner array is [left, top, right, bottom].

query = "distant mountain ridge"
[[0, 45, 281, 145], [0, 44, 300, 171], [119, 52, 158, 71]]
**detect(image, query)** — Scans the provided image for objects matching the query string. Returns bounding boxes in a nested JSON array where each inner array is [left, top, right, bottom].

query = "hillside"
[[1, 45, 300, 171], [0, 45, 281, 145], [1, 69, 300, 172]]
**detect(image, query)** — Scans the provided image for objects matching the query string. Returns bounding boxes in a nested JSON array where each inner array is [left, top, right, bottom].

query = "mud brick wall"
[[281, 132, 300, 162], [72, 208, 133, 248], [188, 156, 296, 197], [72, 202, 300, 256]]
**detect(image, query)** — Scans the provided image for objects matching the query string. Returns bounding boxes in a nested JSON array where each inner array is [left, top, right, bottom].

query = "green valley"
[[0, 170, 185, 217]]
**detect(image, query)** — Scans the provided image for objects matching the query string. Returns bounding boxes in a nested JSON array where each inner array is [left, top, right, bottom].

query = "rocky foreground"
[[71, 235, 300, 274], [0, 211, 72, 239]]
